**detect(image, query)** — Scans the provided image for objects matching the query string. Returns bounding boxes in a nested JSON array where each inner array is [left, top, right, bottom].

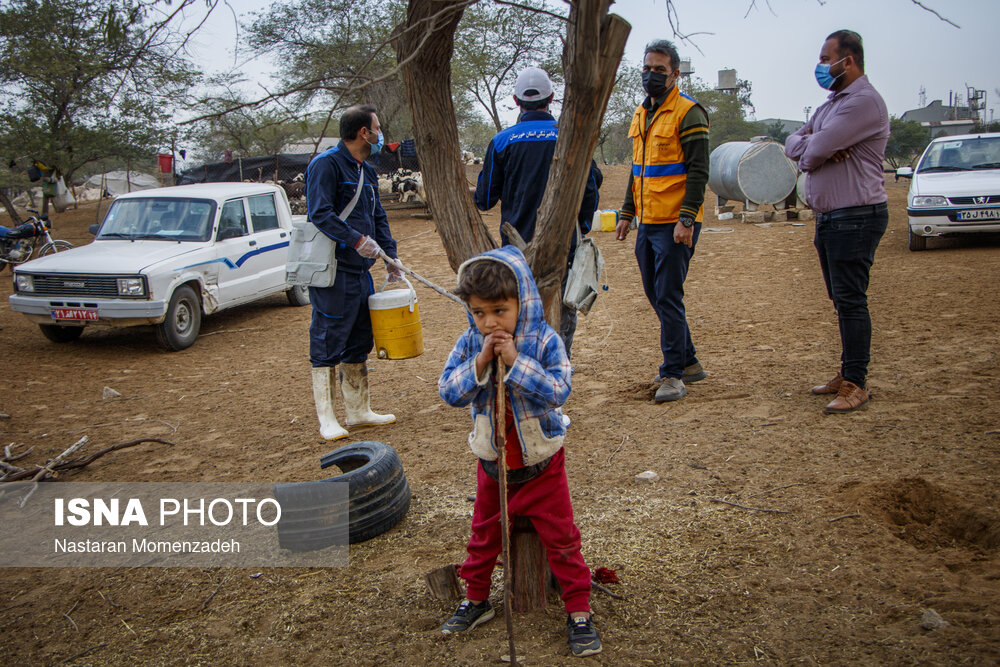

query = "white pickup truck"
[[9, 183, 311, 350]]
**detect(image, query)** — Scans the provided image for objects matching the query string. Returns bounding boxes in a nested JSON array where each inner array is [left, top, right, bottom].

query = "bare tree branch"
[[909, 0, 960, 28]]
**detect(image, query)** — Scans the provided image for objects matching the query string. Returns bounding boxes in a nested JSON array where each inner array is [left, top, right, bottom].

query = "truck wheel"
[[286, 284, 310, 306], [39, 324, 84, 343], [908, 228, 926, 251], [274, 441, 410, 551], [156, 285, 201, 351]]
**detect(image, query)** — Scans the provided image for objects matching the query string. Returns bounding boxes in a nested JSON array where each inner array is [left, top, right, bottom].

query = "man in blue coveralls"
[[305, 104, 402, 441], [474, 67, 602, 357]]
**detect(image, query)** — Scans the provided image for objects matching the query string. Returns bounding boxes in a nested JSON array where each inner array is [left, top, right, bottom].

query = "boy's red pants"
[[459, 448, 591, 614]]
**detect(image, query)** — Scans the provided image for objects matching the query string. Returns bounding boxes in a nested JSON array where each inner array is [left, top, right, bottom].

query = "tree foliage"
[[188, 91, 312, 162], [241, 0, 411, 142], [0, 0, 200, 185], [451, 0, 564, 132], [763, 120, 790, 144], [885, 117, 930, 168], [684, 76, 760, 151], [596, 60, 643, 164]]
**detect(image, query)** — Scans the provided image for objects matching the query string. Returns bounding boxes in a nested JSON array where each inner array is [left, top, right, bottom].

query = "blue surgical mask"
[[367, 129, 384, 154], [814, 57, 846, 90]]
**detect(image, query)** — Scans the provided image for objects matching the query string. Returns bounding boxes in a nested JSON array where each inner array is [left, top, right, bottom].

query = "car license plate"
[[51, 308, 98, 321], [957, 208, 1000, 221]]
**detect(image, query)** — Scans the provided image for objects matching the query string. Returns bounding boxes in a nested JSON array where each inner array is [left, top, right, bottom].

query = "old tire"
[[156, 285, 201, 351], [286, 284, 310, 306], [274, 441, 410, 551], [39, 324, 84, 343], [908, 228, 927, 251]]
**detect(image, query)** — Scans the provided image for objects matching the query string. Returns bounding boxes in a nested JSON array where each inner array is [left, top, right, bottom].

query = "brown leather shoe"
[[811, 372, 843, 395], [824, 380, 870, 414]]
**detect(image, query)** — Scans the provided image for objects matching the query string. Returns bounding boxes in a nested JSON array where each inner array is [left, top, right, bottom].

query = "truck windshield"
[[97, 198, 217, 242], [918, 136, 1000, 173]]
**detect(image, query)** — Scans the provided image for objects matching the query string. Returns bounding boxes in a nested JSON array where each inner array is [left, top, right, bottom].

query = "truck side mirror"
[[89, 224, 100, 235], [896, 167, 914, 179]]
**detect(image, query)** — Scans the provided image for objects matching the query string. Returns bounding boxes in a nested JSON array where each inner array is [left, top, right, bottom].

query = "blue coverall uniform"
[[304, 141, 398, 367]]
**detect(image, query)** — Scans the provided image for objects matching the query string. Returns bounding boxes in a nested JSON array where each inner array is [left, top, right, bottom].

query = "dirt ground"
[[1, 165, 999, 665]]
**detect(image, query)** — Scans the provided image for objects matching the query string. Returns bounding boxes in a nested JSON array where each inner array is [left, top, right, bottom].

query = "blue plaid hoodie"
[[438, 246, 571, 465]]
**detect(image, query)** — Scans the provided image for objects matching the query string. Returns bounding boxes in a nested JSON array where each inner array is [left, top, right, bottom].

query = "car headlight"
[[117, 277, 146, 296], [911, 195, 949, 208], [14, 274, 34, 292]]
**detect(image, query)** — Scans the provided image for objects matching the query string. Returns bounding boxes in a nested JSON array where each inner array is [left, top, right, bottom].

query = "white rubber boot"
[[340, 362, 396, 427], [312, 366, 349, 441]]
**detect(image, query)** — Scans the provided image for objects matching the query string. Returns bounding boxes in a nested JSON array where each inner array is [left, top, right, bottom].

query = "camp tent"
[[85, 171, 160, 196]]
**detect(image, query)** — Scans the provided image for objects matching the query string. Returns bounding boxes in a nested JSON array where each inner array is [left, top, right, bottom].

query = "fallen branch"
[[63, 601, 79, 631], [201, 326, 264, 337], [606, 435, 629, 464], [200, 576, 227, 611], [59, 642, 106, 664], [709, 498, 790, 514], [828, 513, 861, 523], [1, 438, 175, 485], [590, 579, 625, 600], [18, 437, 89, 506], [3, 444, 33, 463]]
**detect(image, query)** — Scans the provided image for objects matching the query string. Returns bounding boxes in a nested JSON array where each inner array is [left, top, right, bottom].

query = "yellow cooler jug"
[[592, 209, 618, 232], [368, 277, 424, 359]]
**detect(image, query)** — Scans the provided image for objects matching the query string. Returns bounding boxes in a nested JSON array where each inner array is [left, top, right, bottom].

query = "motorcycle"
[[0, 211, 73, 272]]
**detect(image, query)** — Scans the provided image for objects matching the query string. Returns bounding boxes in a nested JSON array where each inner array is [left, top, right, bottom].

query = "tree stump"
[[510, 516, 552, 611], [424, 564, 462, 600]]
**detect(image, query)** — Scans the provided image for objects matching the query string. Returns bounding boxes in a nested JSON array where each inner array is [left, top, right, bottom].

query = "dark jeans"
[[814, 203, 888, 388], [635, 222, 701, 379], [308, 270, 375, 367]]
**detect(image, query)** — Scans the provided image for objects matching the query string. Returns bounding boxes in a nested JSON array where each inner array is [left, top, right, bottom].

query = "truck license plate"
[[957, 209, 1000, 221], [51, 308, 98, 321]]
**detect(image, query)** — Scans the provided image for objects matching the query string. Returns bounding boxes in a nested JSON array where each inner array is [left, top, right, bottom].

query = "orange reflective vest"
[[628, 87, 705, 224]]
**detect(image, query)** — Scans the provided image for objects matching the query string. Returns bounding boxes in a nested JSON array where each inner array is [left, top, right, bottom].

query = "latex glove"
[[355, 235, 382, 259], [386, 260, 404, 284]]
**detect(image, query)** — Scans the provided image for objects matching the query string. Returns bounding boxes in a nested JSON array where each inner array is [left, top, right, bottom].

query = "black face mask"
[[642, 71, 670, 98]]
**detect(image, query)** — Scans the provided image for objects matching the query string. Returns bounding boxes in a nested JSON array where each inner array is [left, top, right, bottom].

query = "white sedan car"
[[9, 183, 310, 350], [904, 132, 1000, 251]]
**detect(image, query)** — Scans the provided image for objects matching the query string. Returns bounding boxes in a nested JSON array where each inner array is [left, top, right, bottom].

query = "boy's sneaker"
[[566, 615, 602, 657], [441, 600, 495, 634]]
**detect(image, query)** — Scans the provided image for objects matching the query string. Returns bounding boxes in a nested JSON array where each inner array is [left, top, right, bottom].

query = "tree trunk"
[[396, 0, 496, 272], [0, 190, 23, 225], [510, 516, 554, 611], [530, 1, 630, 324]]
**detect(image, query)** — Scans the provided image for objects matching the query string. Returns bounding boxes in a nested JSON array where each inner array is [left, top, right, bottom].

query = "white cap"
[[513, 67, 553, 103]]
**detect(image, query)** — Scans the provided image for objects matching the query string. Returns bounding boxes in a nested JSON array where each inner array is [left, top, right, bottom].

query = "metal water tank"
[[709, 139, 799, 205]]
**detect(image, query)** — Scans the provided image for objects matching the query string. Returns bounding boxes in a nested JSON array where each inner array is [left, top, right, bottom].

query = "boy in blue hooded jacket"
[[437, 246, 602, 658]]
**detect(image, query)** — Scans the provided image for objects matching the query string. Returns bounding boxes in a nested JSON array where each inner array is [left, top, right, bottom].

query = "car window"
[[248, 194, 280, 232], [217, 199, 249, 240], [98, 198, 215, 242], [919, 136, 1000, 172]]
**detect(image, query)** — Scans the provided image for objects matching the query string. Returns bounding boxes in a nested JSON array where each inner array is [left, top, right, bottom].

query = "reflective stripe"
[[632, 162, 688, 177]]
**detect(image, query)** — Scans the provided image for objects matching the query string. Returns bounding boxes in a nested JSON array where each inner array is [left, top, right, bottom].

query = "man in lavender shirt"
[[785, 30, 889, 415]]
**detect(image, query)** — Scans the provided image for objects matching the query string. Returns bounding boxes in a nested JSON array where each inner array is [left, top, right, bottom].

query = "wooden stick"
[[748, 482, 807, 498], [828, 513, 861, 523], [0, 438, 174, 483], [59, 642, 106, 664], [378, 250, 466, 306], [495, 359, 517, 666], [200, 577, 227, 611], [709, 498, 790, 514], [19, 436, 88, 507], [591, 579, 626, 600]]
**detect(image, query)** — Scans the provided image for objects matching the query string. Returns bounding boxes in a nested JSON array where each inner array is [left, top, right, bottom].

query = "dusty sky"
[[183, 0, 999, 126]]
